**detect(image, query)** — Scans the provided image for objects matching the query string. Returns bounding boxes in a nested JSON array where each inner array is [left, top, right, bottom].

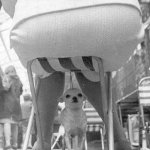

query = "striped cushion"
[[138, 77, 150, 106]]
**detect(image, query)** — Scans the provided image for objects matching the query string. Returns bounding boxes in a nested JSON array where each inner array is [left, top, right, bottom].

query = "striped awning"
[[138, 77, 150, 106]]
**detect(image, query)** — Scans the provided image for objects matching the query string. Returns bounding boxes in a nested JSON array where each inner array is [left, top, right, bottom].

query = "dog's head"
[[59, 88, 86, 110]]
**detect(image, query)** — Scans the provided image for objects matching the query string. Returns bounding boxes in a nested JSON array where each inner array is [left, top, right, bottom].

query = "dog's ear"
[[58, 95, 64, 103]]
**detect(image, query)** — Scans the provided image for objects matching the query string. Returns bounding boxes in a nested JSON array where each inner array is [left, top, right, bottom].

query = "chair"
[[51, 125, 65, 150], [138, 77, 150, 149], [84, 107, 105, 150]]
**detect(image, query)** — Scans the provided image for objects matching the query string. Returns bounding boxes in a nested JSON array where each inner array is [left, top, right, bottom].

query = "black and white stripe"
[[31, 56, 100, 82], [84, 108, 104, 132], [138, 77, 150, 106], [37, 56, 96, 73]]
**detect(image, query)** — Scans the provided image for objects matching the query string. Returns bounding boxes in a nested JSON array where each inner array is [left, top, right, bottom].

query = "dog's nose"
[[72, 96, 78, 103]]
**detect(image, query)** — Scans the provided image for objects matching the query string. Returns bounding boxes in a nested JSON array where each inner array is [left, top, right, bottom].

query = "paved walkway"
[[88, 140, 108, 150]]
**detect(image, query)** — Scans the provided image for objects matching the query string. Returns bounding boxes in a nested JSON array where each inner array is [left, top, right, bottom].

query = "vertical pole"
[[145, 28, 150, 73], [95, 57, 108, 126], [84, 134, 88, 150], [96, 57, 114, 150], [100, 128, 105, 150], [22, 74, 41, 150], [140, 104, 147, 149], [107, 72, 114, 150], [27, 60, 44, 150], [140, 105, 145, 128], [118, 103, 123, 126]]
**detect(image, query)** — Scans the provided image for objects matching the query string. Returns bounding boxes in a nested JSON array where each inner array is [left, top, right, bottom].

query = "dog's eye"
[[78, 93, 82, 97], [66, 94, 70, 98]]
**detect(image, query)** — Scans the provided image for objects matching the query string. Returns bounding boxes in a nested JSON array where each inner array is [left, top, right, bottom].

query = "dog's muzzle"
[[72, 96, 78, 103]]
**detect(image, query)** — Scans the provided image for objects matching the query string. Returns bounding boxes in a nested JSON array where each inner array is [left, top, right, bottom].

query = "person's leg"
[[75, 72, 131, 150], [33, 72, 65, 150], [4, 123, 11, 148], [0, 124, 4, 150], [11, 124, 18, 149]]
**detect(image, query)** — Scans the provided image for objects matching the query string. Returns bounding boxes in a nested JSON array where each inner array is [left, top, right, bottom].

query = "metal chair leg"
[[100, 128, 105, 150], [95, 57, 114, 150], [27, 60, 44, 150], [22, 106, 34, 150], [95, 57, 108, 125], [106, 72, 114, 150]]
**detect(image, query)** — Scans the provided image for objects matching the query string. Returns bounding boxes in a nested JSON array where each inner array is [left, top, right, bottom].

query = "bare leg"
[[4, 123, 11, 148], [79, 135, 86, 150], [75, 72, 132, 150], [73, 136, 78, 150], [0, 124, 4, 150], [11, 124, 18, 148], [33, 72, 65, 150]]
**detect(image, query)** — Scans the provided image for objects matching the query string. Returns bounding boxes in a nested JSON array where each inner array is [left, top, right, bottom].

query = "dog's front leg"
[[79, 135, 86, 150], [65, 133, 72, 150], [72, 136, 78, 150]]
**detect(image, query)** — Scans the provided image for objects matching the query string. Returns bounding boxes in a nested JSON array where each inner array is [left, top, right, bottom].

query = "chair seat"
[[2, 0, 143, 72]]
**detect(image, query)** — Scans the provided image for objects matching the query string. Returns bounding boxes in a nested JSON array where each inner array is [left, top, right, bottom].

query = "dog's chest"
[[61, 109, 87, 132]]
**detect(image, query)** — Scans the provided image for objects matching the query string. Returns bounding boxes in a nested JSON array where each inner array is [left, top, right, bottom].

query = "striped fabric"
[[138, 77, 150, 106], [84, 108, 104, 132], [33, 56, 99, 74]]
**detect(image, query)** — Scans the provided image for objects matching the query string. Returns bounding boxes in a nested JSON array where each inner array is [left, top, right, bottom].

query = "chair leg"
[[27, 60, 44, 150], [22, 106, 34, 150], [100, 128, 104, 150], [95, 57, 114, 150], [51, 134, 62, 149], [84, 134, 88, 150], [106, 72, 114, 150], [95, 57, 108, 125]]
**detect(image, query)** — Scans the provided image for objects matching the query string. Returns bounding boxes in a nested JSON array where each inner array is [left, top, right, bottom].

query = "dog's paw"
[[32, 140, 51, 150], [115, 140, 132, 150]]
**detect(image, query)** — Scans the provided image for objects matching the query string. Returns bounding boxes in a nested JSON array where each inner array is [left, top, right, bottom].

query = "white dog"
[[60, 88, 87, 150]]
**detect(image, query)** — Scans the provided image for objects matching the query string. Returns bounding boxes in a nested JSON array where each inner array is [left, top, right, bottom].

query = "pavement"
[[87, 140, 108, 150]]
